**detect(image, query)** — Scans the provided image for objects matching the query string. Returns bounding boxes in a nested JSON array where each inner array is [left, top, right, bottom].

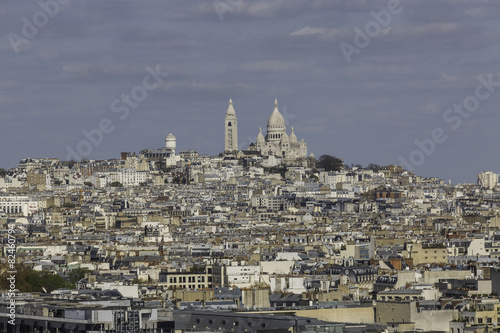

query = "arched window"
[[228, 122, 232, 127]]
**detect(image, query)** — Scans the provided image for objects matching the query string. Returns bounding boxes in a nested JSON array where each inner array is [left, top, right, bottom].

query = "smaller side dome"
[[289, 127, 298, 143], [281, 132, 289, 143], [257, 127, 265, 143]]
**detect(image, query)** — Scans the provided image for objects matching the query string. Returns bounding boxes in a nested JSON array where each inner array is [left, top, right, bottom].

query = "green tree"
[[63, 202, 76, 208], [84, 181, 93, 187], [309, 174, 319, 182], [367, 163, 381, 172], [68, 268, 89, 285], [316, 155, 344, 172], [67, 160, 76, 169], [109, 181, 123, 187], [0, 168, 7, 177], [0, 264, 72, 292]]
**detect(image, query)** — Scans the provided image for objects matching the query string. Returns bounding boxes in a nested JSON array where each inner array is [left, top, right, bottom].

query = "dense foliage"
[[316, 155, 344, 172], [0, 264, 72, 293]]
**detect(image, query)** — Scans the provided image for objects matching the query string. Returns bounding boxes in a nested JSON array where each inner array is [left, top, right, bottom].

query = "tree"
[[68, 268, 89, 285], [0, 168, 7, 177], [367, 163, 382, 172], [109, 182, 123, 187], [54, 180, 63, 186], [84, 181, 93, 187], [67, 160, 76, 169], [0, 264, 72, 292], [316, 155, 344, 172]]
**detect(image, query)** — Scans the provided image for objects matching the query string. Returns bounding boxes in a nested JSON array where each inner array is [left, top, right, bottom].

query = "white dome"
[[257, 127, 265, 143], [281, 132, 289, 143], [165, 133, 176, 150], [266, 99, 286, 139]]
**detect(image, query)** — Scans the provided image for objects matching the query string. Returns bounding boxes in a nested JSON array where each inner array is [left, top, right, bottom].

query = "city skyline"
[[2, 1, 500, 183]]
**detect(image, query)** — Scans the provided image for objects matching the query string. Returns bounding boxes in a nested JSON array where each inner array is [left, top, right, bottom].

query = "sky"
[[1, 0, 500, 184]]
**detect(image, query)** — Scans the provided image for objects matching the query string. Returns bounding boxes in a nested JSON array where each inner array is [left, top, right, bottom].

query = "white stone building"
[[224, 98, 309, 163], [478, 171, 498, 190], [224, 99, 238, 153], [254, 99, 307, 160]]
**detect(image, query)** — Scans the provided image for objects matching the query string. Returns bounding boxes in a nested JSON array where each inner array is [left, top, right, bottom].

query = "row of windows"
[[169, 284, 207, 289], [0, 206, 22, 213], [169, 276, 206, 283]]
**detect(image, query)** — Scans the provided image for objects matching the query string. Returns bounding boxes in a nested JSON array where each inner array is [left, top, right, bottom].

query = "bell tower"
[[224, 98, 238, 153]]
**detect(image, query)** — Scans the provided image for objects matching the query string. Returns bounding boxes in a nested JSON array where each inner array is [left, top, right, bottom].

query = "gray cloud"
[[1, 1, 500, 183]]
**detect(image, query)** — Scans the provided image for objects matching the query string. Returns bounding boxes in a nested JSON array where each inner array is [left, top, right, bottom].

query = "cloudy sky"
[[1, 0, 500, 183]]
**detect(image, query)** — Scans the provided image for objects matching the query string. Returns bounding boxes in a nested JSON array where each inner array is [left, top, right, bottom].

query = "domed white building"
[[165, 133, 177, 153], [255, 99, 307, 160], [139, 132, 180, 168], [224, 98, 309, 164]]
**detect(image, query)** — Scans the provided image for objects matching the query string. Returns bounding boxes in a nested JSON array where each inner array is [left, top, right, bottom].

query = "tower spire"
[[225, 98, 238, 153]]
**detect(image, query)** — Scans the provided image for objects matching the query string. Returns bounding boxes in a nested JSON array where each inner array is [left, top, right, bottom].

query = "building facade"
[[254, 99, 307, 160], [225, 98, 309, 163]]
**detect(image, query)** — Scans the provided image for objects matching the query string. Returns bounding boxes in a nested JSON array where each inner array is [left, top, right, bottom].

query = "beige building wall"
[[423, 270, 472, 284], [406, 243, 447, 265], [414, 310, 456, 331], [241, 288, 270, 309], [376, 301, 416, 325]]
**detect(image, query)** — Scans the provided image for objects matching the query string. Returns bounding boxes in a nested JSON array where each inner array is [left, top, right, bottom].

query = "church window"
[[228, 122, 232, 126]]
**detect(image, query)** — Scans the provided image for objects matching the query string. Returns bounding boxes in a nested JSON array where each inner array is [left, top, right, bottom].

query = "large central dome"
[[266, 99, 286, 138]]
